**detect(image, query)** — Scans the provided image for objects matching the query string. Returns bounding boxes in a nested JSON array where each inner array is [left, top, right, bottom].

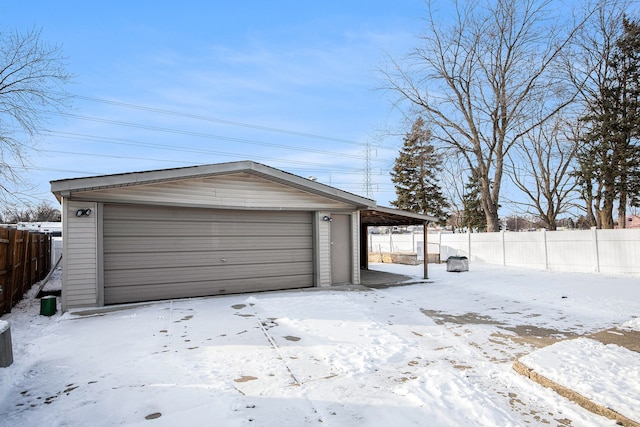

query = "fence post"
[[543, 229, 549, 270], [592, 226, 600, 273], [0, 229, 9, 316], [22, 233, 31, 296], [423, 222, 428, 279], [467, 231, 471, 260]]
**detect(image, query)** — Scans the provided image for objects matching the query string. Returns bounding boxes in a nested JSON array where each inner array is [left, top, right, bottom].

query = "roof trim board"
[[51, 161, 375, 208]]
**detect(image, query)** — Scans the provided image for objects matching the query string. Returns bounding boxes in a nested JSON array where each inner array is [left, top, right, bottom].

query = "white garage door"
[[103, 204, 314, 305]]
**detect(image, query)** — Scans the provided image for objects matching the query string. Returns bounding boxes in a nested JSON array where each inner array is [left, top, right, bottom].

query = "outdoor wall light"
[[75, 208, 92, 217], [322, 215, 333, 222]]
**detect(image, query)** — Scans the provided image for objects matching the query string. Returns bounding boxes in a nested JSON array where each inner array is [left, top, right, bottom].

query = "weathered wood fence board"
[[0, 228, 52, 316]]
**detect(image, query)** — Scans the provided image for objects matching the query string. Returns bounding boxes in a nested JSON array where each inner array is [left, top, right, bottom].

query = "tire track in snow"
[[247, 300, 327, 425]]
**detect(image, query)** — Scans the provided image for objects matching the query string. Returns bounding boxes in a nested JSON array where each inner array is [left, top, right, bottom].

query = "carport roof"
[[360, 206, 438, 226]]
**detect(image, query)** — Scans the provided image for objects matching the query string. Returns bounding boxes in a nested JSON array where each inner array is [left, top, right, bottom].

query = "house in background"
[[51, 161, 435, 312], [623, 214, 640, 229]]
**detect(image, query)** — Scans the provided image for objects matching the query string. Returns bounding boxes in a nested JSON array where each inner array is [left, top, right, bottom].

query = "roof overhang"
[[51, 160, 376, 208], [51, 161, 441, 225]]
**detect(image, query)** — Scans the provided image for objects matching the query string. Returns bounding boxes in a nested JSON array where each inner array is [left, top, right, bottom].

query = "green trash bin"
[[40, 295, 57, 316]]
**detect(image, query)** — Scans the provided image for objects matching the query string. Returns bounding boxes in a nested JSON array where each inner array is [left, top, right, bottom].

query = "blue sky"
[[4, 1, 430, 208]]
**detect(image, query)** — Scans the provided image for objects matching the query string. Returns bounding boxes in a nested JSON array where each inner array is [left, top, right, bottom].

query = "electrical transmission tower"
[[362, 140, 377, 199]]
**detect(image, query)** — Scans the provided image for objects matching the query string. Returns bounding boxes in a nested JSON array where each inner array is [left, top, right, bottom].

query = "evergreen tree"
[[390, 117, 449, 224], [577, 17, 640, 228], [461, 169, 486, 232], [614, 18, 640, 222]]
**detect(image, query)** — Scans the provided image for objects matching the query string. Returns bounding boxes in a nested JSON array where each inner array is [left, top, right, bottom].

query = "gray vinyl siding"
[[71, 173, 354, 211], [316, 211, 332, 287], [62, 200, 98, 310], [351, 211, 361, 285], [102, 204, 314, 305]]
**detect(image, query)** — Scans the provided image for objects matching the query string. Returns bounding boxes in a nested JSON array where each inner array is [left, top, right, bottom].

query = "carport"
[[360, 206, 437, 279]]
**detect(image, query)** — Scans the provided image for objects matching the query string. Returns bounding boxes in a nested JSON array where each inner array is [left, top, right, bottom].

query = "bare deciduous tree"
[[381, 0, 590, 231], [0, 26, 73, 204], [2, 200, 61, 223], [506, 115, 580, 230]]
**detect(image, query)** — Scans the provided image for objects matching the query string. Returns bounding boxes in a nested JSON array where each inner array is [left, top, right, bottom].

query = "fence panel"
[[596, 228, 640, 275], [10, 230, 26, 309], [439, 228, 640, 276], [470, 232, 504, 264], [0, 228, 52, 316], [0, 228, 10, 314], [504, 231, 546, 269], [546, 230, 595, 273], [368, 233, 440, 261], [439, 233, 468, 260]]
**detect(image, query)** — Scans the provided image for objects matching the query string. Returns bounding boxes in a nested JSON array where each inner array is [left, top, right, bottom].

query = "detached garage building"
[[51, 161, 434, 311]]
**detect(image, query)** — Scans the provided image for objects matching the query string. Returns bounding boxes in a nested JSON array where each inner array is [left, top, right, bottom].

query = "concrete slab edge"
[[513, 359, 639, 427]]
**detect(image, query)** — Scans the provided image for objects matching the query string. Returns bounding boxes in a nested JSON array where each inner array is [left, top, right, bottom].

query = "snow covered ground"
[[0, 262, 638, 426]]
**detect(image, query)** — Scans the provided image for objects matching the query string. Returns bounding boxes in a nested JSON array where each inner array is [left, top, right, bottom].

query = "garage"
[[52, 161, 435, 311], [102, 204, 314, 305], [52, 161, 377, 311]]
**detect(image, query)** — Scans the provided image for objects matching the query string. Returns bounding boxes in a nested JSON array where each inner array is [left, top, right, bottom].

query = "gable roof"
[[50, 160, 376, 208], [51, 160, 440, 224]]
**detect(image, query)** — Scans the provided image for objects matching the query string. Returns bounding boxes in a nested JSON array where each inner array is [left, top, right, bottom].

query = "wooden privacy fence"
[[0, 228, 52, 316]]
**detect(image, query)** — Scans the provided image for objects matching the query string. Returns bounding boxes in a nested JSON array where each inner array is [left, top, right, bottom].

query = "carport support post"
[[423, 221, 428, 279], [360, 223, 369, 270]]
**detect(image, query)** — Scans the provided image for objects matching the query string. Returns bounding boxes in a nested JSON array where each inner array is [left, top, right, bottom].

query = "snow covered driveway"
[[1, 263, 638, 426]]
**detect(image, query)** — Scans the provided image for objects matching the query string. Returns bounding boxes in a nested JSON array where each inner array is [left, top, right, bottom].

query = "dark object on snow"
[[0, 321, 13, 367], [447, 256, 469, 272], [40, 295, 57, 316]]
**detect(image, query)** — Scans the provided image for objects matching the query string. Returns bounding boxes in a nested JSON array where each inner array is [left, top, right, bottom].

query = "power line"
[[72, 94, 397, 151], [53, 113, 389, 163], [41, 148, 391, 176], [47, 131, 386, 171], [9, 164, 107, 175]]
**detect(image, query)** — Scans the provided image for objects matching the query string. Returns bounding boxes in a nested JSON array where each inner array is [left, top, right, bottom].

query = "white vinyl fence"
[[368, 233, 440, 261], [438, 228, 640, 275], [369, 228, 640, 275]]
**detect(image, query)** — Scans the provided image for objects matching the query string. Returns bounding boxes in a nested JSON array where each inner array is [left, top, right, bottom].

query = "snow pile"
[[0, 319, 9, 334], [519, 338, 640, 421], [621, 317, 640, 331], [0, 262, 638, 426]]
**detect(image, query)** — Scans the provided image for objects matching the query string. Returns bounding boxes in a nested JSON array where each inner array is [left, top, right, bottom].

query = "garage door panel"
[[105, 261, 314, 286], [103, 204, 314, 304], [104, 204, 312, 224], [104, 235, 312, 253], [104, 274, 313, 305], [104, 220, 312, 237], [104, 248, 313, 270]]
